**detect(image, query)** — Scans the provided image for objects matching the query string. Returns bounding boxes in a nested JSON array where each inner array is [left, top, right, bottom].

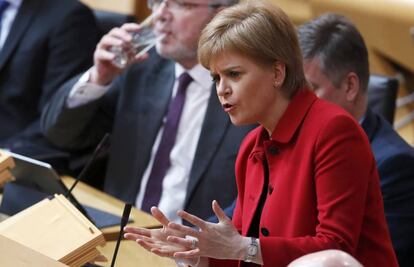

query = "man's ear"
[[273, 61, 286, 88], [342, 72, 360, 102]]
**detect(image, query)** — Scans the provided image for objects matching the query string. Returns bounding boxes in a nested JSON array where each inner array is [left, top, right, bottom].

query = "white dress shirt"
[[0, 0, 22, 49], [67, 63, 212, 222]]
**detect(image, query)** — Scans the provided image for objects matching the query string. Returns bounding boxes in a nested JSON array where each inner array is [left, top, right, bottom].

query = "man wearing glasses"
[[42, 0, 251, 223]]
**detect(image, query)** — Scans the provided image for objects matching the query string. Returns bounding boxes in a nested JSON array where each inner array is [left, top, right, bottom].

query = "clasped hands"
[[124, 200, 249, 266]]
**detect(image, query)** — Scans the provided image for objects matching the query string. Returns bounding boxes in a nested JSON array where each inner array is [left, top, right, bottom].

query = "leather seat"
[[367, 74, 399, 124], [93, 10, 135, 39]]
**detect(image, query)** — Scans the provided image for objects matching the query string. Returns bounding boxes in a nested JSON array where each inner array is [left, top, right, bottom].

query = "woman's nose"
[[216, 81, 231, 97]]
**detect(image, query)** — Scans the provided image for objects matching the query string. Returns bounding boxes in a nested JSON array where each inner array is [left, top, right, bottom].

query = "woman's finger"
[[166, 236, 195, 249], [168, 222, 199, 237], [136, 239, 161, 252], [212, 200, 232, 224], [151, 206, 170, 226], [124, 232, 154, 242], [177, 210, 208, 231], [124, 226, 151, 237], [151, 247, 177, 258], [173, 248, 201, 258], [124, 233, 141, 241], [135, 234, 159, 245]]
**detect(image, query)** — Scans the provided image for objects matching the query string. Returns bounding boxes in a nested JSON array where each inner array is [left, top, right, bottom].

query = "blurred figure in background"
[[42, 0, 253, 223], [298, 13, 414, 266], [0, 0, 98, 171]]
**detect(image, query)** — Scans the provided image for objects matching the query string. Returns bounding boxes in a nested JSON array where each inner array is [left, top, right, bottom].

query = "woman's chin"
[[229, 116, 253, 126]]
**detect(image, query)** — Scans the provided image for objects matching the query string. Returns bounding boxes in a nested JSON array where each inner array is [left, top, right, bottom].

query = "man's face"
[[303, 58, 349, 110], [152, 0, 218, 67]]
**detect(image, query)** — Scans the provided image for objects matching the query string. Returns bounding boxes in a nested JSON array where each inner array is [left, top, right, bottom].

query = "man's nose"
[[153, 1, 171, 22]]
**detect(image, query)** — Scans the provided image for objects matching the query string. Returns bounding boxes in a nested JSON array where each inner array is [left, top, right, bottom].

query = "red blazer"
[[212, 89, 397, 267]]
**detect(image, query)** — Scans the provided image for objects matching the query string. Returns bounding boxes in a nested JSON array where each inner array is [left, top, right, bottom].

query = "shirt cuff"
[[66, 68, 111, 108]]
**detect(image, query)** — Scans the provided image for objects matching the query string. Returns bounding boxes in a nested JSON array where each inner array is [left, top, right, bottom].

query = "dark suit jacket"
[[362, 108, 414, 267], [0, 0, 97, 163], [42, 52, 254, 220]]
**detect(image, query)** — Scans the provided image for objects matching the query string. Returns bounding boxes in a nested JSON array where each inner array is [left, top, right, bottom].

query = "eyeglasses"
[[147, 0, 223, 11]]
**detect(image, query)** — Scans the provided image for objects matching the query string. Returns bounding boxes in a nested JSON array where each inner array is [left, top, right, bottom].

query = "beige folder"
[[0, 194, 106, 267], [0, 234, 68, 267]]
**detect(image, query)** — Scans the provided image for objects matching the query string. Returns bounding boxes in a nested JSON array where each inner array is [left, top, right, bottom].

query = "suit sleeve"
[[379, 152, 414, 265], [41, 73, 119, 150]]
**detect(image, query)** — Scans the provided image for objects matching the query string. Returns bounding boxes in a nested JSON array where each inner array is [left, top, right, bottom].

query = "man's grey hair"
[[297, 13, 369, 91]]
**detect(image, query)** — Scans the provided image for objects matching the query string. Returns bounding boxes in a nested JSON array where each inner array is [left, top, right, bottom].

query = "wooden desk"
[[61, 177, 161, 241], [61, 177, 175, 266], [97, 240, 176, 267]]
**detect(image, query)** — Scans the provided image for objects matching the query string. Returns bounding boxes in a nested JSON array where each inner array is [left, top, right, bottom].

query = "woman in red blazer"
[[124, 1, 398, 266]]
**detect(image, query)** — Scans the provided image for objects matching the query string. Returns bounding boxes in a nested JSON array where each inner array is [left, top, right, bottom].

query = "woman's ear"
[[273, 61, 286, 88]]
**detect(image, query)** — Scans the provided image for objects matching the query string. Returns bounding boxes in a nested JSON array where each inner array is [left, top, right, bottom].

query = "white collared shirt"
[[0, 0, 22, 48], [67, 63, 212, 222]]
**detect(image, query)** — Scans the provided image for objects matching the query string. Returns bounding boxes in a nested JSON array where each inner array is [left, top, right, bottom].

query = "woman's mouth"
[[222, 103, 235, 112]]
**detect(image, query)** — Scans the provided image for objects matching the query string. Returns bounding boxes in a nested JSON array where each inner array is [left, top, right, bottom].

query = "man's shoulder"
[[41, 0, 89, 8], [369, 113, 414, 165], [29, 0, 95, 30]]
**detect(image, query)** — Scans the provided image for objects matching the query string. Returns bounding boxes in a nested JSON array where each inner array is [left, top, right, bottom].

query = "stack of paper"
[[0, 234, 68, 267], [0, 194, 106, 267], [0, 149, 15, 186]]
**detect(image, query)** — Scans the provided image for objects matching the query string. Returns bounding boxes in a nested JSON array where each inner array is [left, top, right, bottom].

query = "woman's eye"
[[211, 75, 220, 83], [228, 71, 240, 78]]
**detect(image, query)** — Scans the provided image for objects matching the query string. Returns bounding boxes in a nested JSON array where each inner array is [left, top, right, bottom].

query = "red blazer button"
[[268, 185, 274, 195], [261, 227, 269, 236], [267, 147, 279, 155]]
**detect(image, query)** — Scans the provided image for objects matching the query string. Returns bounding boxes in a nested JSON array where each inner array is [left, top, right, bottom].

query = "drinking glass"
[[111, 13, 162, 68]]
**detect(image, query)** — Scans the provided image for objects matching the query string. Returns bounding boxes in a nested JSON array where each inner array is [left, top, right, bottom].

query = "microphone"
[[62, 133, 111, 223], [66, 133, 111, 196], [110, 203, 132, 267]]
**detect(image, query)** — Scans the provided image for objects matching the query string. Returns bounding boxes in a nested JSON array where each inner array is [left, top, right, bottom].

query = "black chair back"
[[367, 74, 399, 124], [93, 10, 136, 39]]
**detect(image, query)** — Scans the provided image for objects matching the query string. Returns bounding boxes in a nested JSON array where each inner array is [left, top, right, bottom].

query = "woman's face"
[[210, 51, 284, 131]]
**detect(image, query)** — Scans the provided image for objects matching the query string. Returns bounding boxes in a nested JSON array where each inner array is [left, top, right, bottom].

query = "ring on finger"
[[191, 238, 197, 249], [185, 235, 198, 249]]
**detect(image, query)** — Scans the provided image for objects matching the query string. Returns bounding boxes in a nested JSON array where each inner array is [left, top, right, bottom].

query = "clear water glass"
[[111, 14, 161, 68]]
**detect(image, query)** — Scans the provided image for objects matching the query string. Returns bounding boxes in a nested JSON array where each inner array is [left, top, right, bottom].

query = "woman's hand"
[[167, 200, 249, 261], [124, 207, 200, 266]]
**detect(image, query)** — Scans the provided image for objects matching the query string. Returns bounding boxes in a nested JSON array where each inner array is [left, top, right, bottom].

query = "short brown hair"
[[198, 0, 306, 97]]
